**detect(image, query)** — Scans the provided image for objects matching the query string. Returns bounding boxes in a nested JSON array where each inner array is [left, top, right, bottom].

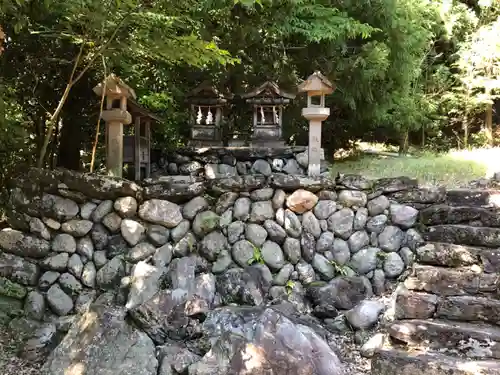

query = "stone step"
[[424, 225, 500, 248], [436, 295, 500, 325], [395, 289, 439, 320], [371, 348, 500, 375], [388, 319, 500, 359], [416, 242, 500, 273], [446, 188, 500, 207], [404, 265, 498, 296], [420, 204, 500, 227], [394, 288, 500, 324]]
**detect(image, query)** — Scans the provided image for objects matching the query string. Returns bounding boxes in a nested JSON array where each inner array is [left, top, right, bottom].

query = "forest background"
[[1, 0, 500, 192]]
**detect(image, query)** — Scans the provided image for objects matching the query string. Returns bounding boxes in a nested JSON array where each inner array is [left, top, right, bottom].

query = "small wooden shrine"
[[241, 81, 295, 146], [124, 99, 161, 180], [187, 81, 232, 146]]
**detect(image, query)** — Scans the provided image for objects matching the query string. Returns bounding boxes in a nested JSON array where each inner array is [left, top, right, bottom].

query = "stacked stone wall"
[[152, 146, 330, 178], [0, 168, 444, 325], [0, 167, 450, 367]]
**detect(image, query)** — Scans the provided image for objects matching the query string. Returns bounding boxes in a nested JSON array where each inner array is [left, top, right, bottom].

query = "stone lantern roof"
[[298, 71, 335, 95], [93, 74, 137, 99]]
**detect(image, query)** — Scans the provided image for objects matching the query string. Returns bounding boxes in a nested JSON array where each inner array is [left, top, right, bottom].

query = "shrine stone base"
[[152, 146, 328, 179]]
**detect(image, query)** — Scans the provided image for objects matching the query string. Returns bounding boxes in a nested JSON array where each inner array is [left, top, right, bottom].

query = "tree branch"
[[72, 7, 138, 86], [36, 5, 140, 168], [90, 55, 107, 173], [36, 42, 85, 168]]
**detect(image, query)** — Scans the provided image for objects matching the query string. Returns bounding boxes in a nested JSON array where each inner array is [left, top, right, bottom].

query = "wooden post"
[[253, 105, 258, 138], [145, 118, 151, 178], [279, 107, 283, 139], [134, 116, 141, 181]]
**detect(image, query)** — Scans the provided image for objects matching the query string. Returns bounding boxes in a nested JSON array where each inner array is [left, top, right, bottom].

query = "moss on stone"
[[0, 277, 27, 300], [0, 295, 24, 318]]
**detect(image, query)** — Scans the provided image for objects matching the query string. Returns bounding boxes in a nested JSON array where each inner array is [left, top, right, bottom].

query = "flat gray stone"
[[46, 284, 73, 316]]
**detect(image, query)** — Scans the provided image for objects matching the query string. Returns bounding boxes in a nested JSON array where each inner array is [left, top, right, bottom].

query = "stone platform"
[[153, 146, 327, 178]]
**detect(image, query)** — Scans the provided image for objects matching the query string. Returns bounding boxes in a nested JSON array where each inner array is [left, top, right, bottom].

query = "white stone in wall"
[[121, 219, 145, 246], [138, 199, 183, 228]]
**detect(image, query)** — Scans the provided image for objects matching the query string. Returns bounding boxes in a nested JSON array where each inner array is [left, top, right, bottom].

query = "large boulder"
[[41, 303, 157, 375], [306, 276, 370, 310], [188, 305, 344, 375], [129, 288, 192, 345]]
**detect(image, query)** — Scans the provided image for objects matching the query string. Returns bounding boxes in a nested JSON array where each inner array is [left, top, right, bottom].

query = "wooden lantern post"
[[93, 74, 136, 178], [297, 71, 335, 177]]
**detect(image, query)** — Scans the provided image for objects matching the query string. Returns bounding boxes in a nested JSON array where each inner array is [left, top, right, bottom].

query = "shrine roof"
[[241, 81, 296, 100]]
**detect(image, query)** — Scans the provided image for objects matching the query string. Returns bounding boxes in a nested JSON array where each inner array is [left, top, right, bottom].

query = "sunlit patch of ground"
[[330, 144, 500, 187]]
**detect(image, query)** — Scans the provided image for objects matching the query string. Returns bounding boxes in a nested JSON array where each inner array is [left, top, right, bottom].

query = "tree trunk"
[[421, 124, 425, 148], [57, 120, 83, 171], [399, 129, 409, 155], [57, 87, 85, 171], [485, 101, 493, 146], [463, 118, 469, 149]]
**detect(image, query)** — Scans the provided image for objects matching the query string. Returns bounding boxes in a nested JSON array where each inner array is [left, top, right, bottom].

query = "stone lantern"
[[93, 74, 135, 177], [298, 71, 335, 176]]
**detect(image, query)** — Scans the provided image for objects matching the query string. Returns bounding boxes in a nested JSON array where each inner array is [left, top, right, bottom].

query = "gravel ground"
[[334, 332, 372, 374], [0, 325, 41, 375]]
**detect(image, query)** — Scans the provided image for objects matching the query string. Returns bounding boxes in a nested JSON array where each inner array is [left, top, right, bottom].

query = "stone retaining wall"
[[152, 146, 330, 178], [0, 168, 443, 325], [0, 168, 449, 366]]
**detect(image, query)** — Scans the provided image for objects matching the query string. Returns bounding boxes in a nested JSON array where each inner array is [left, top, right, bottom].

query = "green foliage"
[[247, 244, 264, 265], [1, 0, 500, 177], [285, 280, 295, 295], [329, 260, 348, 276], [376, 251, 388, 260]]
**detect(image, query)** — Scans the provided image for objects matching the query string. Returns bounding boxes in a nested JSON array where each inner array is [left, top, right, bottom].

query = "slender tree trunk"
[[50, 118, 60, 169], [399, 129, 409, 155], [421, 124, 425, 148], [464, 96, 469, 149], [57, 119, 83, 171], [36, 9, 135, 168], [463, 110, 469, 149], [37, 83, 74, 168], [90, 56, 107, 172], [485, 101, 493, 146]]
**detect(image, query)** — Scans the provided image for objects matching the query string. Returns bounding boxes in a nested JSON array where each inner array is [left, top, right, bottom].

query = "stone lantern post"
[[93, 74, 136, 178], [298, 71, 335, 177]]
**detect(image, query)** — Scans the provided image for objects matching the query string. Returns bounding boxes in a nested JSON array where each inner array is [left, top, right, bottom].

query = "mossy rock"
[[0, 276, 28, 299], [0, 311, 11, 326], [0, 295, 24, 318]]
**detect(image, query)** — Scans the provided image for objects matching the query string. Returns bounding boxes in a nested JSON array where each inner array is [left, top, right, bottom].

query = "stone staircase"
[[372, 189, 500, 374]]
